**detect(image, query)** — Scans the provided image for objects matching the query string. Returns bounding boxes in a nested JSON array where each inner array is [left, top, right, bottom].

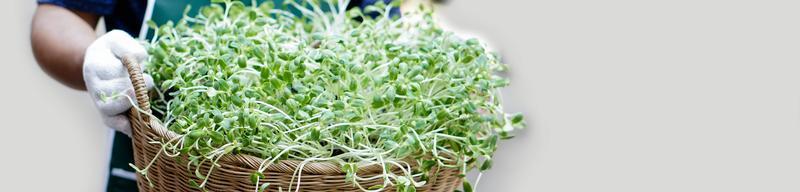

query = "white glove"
[[83, 30, 154, 137]]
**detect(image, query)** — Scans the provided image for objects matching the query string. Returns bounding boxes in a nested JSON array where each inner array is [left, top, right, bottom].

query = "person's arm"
[[31, 3, 153, 136], [31, 4, 100, 90]]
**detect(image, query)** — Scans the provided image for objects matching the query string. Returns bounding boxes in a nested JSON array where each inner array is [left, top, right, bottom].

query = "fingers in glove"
[[105, 30, 148, 69], [86, 53, 129, 81], [94, 78, 136, 116], [104, 114, 132, 137], [85, 52, 153, 90]]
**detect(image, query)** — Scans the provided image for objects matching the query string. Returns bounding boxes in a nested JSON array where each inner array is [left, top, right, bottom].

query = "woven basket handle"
[[121, 54, 152, 121]]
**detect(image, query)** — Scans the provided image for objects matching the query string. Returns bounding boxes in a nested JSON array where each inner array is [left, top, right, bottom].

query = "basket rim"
[[139, 118, 403, 175]]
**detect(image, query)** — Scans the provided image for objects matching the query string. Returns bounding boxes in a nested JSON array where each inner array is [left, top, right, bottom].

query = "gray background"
[[1, 0, 799, 191]]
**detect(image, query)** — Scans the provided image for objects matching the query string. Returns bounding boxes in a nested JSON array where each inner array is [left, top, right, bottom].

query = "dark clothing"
[[38, 0, 147, 37], [38, 0, 399, 38]]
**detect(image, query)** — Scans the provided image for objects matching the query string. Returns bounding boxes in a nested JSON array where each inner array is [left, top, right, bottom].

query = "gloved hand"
[[83, 30, 154, 137]]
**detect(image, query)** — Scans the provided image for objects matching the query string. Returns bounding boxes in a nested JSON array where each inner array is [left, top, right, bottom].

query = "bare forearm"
[[31, 4, 100, 90]]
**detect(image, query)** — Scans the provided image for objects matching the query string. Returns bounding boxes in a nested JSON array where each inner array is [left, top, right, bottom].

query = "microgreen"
[[142, 0, 524, 191]]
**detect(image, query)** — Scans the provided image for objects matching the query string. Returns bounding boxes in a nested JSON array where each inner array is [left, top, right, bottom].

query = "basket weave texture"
[[122, 56, 462, 191]]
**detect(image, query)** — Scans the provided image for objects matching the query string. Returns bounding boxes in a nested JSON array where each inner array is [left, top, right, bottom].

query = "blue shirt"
[[37, 0, 400, 37]]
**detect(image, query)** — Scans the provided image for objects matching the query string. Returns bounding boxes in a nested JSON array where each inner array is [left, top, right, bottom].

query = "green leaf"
[[462, 180, 473, 192], [309, 126, 321, 141], [206, 87, 218, 98], [250, 172, 263, 184], [421, 160, 436, 171], [188, 179, 201, 189], [341, 163, 355, 173], [297, 110, 310, 119], [386, 86, 396, 101], [511, 113, 524, 126], [368, 184, 384, 190], [195, 168, 205, 179], [259, 183, 270, 192], [146, 20, 157, 30], [333, 100, 345, 110], [479, 159, 493, 171], [346, 7, 362, 18]]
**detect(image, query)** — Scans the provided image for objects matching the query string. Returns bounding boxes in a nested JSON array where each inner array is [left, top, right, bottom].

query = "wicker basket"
[[122, 56, 462, 191]]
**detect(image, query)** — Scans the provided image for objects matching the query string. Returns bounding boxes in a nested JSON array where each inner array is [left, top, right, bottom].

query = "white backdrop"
[[1, 0, 799, 191]]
